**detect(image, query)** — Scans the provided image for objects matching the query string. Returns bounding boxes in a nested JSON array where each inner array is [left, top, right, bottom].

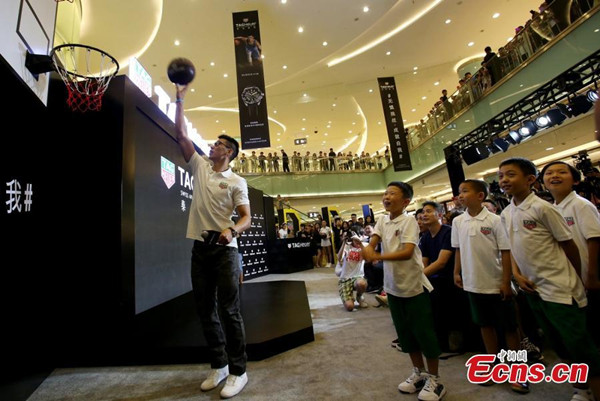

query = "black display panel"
[[236, 187, 269, 279], [133, 108, 193, 314]]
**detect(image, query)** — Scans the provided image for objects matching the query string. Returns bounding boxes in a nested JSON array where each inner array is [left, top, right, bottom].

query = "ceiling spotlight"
[[518, 120, 538, 137], [298, 26, 304, 33], [556, 103, 573, 118], [545, 107, 567, 126], [492, 138, 510, 153], [535, 115, 550, 128], [322, 41, 328, 46], [506, 130, 522, 144], [587, 89, 599, 103], [363, 6, 369, 12], [568, 94, 593, 116]]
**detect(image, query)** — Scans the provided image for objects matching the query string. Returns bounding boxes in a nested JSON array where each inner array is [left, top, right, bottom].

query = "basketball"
[[167, 57, 196, 85]]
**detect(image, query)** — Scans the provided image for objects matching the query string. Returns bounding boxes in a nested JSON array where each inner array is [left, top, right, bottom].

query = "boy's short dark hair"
[[387, 181, 414, 200], [219, 134, 240, 160], [415, 208, 423, 215], [540, 161, 582, 183], [483, 198, 497, 208], [462, 179, 489, 198], [422, 201, 443, 213], [499, 157, 537, 177]]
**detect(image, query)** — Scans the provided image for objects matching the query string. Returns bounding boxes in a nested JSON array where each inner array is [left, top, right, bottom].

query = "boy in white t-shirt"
[[363, 182, 446, 401], [337, 233, 368, 311], [499, 157, 600, 401], [541, 161, 600, 400], [451, 179, 526, 393]]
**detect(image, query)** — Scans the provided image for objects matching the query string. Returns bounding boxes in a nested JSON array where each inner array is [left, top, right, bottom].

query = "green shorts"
[[468, 292, 518, 330], [526, 293, 600, 376], [388, 291, 441, 359], [338, 277, 364, 302]]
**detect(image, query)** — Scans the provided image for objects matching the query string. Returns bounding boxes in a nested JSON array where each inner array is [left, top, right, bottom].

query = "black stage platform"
[[115, 280, 315, 366]]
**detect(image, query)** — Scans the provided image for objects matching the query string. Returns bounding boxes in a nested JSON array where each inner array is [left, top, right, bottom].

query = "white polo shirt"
[[451, 208, 510, 294], [500, 192, 586, 307], [187, 152, 249, 248], [373, 213, 433, 298], [554, 191, 600, 281]]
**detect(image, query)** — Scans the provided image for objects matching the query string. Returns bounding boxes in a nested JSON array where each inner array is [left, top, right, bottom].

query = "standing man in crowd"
[[175, 84, 251, 399]]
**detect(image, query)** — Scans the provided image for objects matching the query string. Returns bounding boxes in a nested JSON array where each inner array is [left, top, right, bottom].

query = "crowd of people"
[[274, 154, 600, 401], [233, 147, 392, 174], [407, 0, 594, 151]]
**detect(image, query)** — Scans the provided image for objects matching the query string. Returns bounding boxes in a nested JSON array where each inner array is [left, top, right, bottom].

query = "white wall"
[[0, 0, 57, 105]]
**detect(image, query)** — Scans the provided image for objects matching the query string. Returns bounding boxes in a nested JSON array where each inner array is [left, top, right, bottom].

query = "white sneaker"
[[220, 372, 248, 398], [571, 388, 594, 401], [200, 365, 229, 391], [398, 367, 428, 394], [418, 375, 447, 401]]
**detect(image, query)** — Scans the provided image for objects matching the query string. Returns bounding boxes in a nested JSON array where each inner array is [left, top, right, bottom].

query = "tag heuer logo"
[[287, 243, 292, 249], [565, 217, 575, 226], [523, 220, 537, 230], [161, 156, 175, 189], [219, 182, 229, 189], [480, 227, 492, 235]]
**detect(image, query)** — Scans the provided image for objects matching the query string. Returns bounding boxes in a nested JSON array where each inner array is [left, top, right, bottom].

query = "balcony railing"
[[406, 0, 599, 151]]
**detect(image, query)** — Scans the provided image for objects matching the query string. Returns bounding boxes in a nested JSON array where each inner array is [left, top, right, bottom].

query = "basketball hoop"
[[50, 44, 119, 112]]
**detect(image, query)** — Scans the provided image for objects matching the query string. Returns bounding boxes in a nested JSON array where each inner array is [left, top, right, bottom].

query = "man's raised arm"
[[175, 85, 198, 163]]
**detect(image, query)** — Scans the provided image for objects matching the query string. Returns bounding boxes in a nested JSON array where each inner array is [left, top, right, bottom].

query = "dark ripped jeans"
[[191, 240, 246, 375]]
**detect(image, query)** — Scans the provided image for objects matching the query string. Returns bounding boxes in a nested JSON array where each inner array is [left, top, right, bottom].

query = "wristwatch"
[[228, 227, 238, 237], [241, 86, 264, 117]]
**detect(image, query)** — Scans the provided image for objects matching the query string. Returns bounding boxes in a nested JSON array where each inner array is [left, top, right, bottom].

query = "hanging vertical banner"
[[378, 77, 412, 171], [232, 11, 270, 150]]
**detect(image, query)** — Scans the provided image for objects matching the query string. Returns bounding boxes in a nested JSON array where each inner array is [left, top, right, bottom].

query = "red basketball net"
[[65, 80, 105, 112], [51, 44, 119, 112]]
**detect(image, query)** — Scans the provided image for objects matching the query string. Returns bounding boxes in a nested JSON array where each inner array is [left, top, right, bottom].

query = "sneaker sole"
[[417, 386, 447, 400]]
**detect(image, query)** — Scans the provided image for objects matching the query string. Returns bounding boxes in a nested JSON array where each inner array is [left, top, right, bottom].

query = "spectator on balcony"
[[281, 149, 290, 173], [258, 151, 266, 173], [272, 152, 280, 172], [249, 151, 257, 173], [304, 151, 311, 171], [483, 46, 498, 85], [266, 152, 273, 173], [239, 153, 248, 173], [312, 152, 318, 171], [328, 148, 337, 171]]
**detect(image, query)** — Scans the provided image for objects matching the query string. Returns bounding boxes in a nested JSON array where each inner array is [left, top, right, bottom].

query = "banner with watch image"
[[232, 10, 270, 150]]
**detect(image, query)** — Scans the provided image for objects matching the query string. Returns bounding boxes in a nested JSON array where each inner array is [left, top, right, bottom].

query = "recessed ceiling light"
[[222, 130, 226, 133], [277, 132, 281, 135], [352, 122, 356, 125], [322, 41, 328, 46], [411, 108, 416, 112], [326, 125, 331, 128], [261, 54, 265, 59], [348, 130, 352, 133], [507, 36, 513, 42], [492, 13, 500, 18], [208, 94, 212, 98], [413, 71, 417, 75], [445, 19, 451, 24], [302, 118, 306, 121], [595, 28, 599, 33], [434, 81, 439, 86], [546, 147, 554, 151], [363, 6, 370, 13], [273, 110, 277, 114], [190, 88, 195, 92], [174, 40, 180, 46], [282, 65, 287, 69], [223, 73, 228, 78], [467, 42, 474, 47], [368, 89, 373, 93], [301, 128, 306, 131], [332, 103, 336, 107], [328, 121, 331, 124], [298, 26, 304, 33], [386, 51, 391, 55], [324, 133, 328, 136], [281, 0, 287, 3], [377, 121, 382, 125], [464, 119, 470, 122], [277, 138, 281, 141], [210, 61, 215, 66], [413, 66, 418, 70], [215, 120, 219, 123], [421, 96, 427, 100]]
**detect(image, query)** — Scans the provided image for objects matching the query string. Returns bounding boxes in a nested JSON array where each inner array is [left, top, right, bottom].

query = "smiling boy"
[[363, 182, 445, 401], [498, 157, 600, 401]]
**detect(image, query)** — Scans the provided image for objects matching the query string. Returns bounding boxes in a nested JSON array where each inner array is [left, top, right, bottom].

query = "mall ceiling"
[[65, 0, 555, 217]]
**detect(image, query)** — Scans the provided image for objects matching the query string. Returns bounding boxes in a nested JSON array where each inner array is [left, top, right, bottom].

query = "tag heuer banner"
[[233, 11, 270, 149], [377, 77, 412, 171]]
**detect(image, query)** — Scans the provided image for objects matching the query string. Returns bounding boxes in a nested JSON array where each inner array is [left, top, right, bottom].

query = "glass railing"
[[407, 0, 599, 151], [233, 153, 392, 174]]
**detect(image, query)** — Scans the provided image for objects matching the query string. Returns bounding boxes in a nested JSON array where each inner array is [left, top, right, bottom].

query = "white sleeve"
[[540, 203, 572, 242], [451, 219, 460, 248], [576, 200, 600, 240]]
